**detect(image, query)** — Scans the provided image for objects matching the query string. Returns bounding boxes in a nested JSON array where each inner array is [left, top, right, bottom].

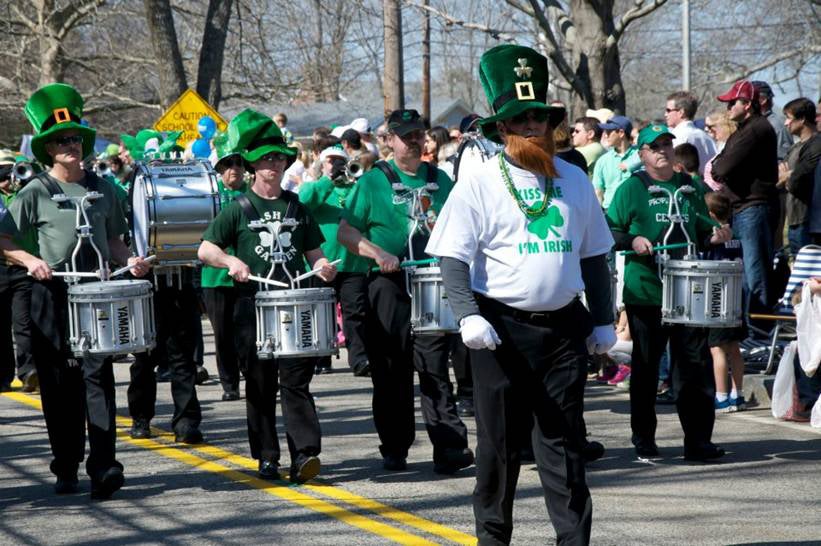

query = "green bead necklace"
[[498, 154, 553, 219]]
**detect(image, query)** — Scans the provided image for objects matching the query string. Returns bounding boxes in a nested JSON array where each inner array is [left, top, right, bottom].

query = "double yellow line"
[[2, 391, 477, 545]]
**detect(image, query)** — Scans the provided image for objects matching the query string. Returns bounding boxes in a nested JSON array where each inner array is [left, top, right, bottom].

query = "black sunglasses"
[[221, 157, 244, 169], [509, 109, 549, 124], [646, 140, 673, 151], [259, 152, 288, 162], [52, 135, 83, 146]]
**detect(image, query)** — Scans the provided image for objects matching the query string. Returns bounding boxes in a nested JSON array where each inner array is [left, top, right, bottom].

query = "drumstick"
[[247, 274, 289, 287], [369, 257, 439, 272], [292, 259, 342, 283], [111, 255, 157, 277], [620, 242, 689, 256], [38, 271, 100, 278]]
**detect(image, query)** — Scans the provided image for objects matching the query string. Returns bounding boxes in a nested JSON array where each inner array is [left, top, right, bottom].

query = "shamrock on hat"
[[477, 44, 555, 144], [24, 83, 97, 166]]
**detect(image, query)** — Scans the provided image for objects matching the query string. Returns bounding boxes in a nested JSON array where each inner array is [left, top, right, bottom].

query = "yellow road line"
[[2, 392, 440, 546]]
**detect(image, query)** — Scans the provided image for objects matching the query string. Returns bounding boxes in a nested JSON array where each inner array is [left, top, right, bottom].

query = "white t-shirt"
[[671, 121, 716, 175], [426, 154, 614, 312]]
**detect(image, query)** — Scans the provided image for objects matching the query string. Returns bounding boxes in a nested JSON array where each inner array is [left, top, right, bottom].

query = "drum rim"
[[68, 279, 153, 294], [255, 287, 336, 299]]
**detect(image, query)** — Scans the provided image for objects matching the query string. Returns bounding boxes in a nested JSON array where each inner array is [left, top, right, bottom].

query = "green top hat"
[[237, 109, 296, 167], [477, 45, 553, 144], [24, 83, 96, 166], [212, 131, 234, 166], [121, 129, 183, 161]]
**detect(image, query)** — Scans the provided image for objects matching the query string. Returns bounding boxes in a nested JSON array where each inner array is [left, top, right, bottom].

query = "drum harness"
[[373, 160, 439, 296]]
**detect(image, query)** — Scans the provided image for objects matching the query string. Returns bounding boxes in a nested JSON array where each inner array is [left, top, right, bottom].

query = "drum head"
[[129, 167, 151, 258]]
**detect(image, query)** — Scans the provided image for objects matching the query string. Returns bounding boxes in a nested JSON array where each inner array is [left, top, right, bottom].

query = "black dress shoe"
[[635, 442, 660, 458], [54, 474, 79, 495], [174, 426, 204, 445], [195, 365, 209, 385], [130, 418, 152, 439], [582, 441, 605, 463], [91, 467, 124, 500], [684, 443, 725, 462], [352, 360, 371, 377], [22, 372, 39, 393], [382, 454, 407, 471], [221, 391, 240, 401], [156, 368, 171, 382], [456, 398, 474, 417], [289, 455, 321, 484], [433, 447, 475, 475], [258, 460, 279, 479]]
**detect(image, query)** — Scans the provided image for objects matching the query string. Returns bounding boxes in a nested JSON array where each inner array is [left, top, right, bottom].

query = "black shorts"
[[708, 325, 747, 348]]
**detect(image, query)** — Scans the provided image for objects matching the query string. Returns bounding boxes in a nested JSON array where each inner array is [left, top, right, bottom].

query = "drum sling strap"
[[633, 170, 696, 257], [373, 160, 438, 261], [235, 190, 297, 223], [37, 172, 102, 273]]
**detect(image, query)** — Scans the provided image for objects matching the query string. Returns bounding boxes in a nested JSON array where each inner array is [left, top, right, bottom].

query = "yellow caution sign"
[[153, 89, 228, 146]]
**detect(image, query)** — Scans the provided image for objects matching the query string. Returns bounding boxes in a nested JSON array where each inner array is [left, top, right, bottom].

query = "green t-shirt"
[[299, 176, 370, 273], [201, 189, 324, 286], [4, 172, 128, 269], [606, 172, 713, 306], [201, 179, 248, 288], [591, 146, 641, 209], [341, 160, 453, 263]]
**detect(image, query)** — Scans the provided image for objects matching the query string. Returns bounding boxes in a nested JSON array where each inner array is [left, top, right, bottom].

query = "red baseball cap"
[[717, 80, 758, 103]]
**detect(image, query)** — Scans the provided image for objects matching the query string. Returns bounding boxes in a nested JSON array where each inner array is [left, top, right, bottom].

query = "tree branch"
[[706, 45, 821, 87], [612, 0, 669, 45], [402, 0, 517, 42]]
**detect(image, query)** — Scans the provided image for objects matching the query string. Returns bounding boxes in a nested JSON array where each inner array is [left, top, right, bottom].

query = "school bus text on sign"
[[153, 89, 228, 146]]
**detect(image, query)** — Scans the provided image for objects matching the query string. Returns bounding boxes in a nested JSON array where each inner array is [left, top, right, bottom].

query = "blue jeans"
[[733, 204, 773, 317], [787, 222, 811, 257]]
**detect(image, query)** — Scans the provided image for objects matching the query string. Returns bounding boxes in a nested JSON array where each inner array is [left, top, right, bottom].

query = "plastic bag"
[[812, 397, 821, 429], [796, 283, 821, 377], [772, 341, 797, 419]]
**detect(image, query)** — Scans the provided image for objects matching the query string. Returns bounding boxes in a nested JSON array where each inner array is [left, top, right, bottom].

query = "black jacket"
[[711, 113, 778, 212], [786, 132, 821, 204]]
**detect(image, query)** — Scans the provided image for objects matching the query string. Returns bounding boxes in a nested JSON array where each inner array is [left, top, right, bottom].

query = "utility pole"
[[682, 0, 690, 90], [422, 0, 431, 122], [383, 0, 405, 114]]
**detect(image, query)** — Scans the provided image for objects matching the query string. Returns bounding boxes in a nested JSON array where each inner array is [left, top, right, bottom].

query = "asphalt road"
[[2, 322, 820, 546]]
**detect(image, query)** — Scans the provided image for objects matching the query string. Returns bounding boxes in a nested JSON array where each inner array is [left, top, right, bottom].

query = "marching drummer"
[[606, 123, 732, 461], [337, 108, 474, 475], [426, 45, 616, 544], [198, 109, 336, 483], [0, 83, 150, 499]]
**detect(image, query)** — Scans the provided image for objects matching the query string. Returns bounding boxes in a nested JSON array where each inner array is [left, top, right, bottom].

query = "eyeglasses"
[[645, 140, 673, 152], [508, 109, 549, 124], [705, 124, 716, 131], [664, 108, 680, 114], [221, 157, 244, 169], [52, 135, 83, 147], [376, 133, 388, 140], [259, 152, 288, 163]]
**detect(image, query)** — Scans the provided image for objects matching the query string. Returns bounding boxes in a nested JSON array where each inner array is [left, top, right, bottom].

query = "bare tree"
[[384, 0, 405, 112], [196, 0, 234, 109], [144, 0, 188, 108]]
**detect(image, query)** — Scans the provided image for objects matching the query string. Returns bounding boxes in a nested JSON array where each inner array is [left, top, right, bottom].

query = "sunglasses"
[[705, 124, 716, 131], [508, 109, 549, 124], [52, 135, 83, 146], [646, 140, 673, 152], [259, 152, 288, 163], [664, 108, 680, 113], [221, 157, 244, 169]]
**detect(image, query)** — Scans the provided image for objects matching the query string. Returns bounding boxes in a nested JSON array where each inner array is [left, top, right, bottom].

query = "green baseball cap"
[[636, 123, 674, 148]]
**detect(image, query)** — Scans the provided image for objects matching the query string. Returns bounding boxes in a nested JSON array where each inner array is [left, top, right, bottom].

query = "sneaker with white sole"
[[715, 398, 732, 413], [729, 395, 746, 412]]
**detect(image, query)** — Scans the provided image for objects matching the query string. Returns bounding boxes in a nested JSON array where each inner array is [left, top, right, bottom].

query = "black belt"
[[475, 293, 580, 326]]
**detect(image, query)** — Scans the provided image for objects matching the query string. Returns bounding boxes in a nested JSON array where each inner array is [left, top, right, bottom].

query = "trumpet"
[[345, 160, 365, 179], [10, 161, 34, 190], [94, 160, 112, 178]]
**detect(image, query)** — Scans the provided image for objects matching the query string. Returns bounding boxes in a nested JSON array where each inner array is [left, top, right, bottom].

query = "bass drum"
[[129, 159, 221, 266]]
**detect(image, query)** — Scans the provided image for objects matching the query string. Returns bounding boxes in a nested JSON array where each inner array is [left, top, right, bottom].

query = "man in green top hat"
[[606, 123, 732, 463], [299, 142, 371, 377], [199, 109, 336, 483], [200, 113, 255, 401], [337, 108, 475, 476], [0, 83, 151, 499], [426, 44, 618, 544]]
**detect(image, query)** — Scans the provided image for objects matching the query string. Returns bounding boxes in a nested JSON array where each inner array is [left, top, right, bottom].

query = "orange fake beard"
[[504, 134, 558, 179]]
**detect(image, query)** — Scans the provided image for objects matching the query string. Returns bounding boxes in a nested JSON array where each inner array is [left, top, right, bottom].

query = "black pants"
[[0, 264, 35, 386], [30, 279, 120, 481], [202, 286, 243, 394], [451, 336, 473, 400], [625, 304, 716, 449], [235, 291, 321, 464], [334, 272, 369, 369], [127, 277, 201, 432], [470, 297, 592, 546], [365, 273, 467, 459]]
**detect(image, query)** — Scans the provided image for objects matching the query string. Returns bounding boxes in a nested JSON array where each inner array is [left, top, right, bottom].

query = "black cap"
[[386, 109, 425, 136], [751, 81, 773, 98]]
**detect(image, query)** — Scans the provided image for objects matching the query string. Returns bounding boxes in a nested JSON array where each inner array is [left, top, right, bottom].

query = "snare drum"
[[129, 160, 221, 265], [255, 288, 337, 358], [410, 266, 458, 335], [661, 259, 743, 328], [68, 280, 156, 356]]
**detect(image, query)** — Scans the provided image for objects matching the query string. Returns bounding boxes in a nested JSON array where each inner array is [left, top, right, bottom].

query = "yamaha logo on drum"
[[710, 281, 723, 319], [300, 309, 313, 349], [117, 305, 130, 344]]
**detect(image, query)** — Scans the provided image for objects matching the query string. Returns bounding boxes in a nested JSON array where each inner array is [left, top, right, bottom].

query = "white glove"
[[460, 315, 502, 351], [586, 325, 617, 355]]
